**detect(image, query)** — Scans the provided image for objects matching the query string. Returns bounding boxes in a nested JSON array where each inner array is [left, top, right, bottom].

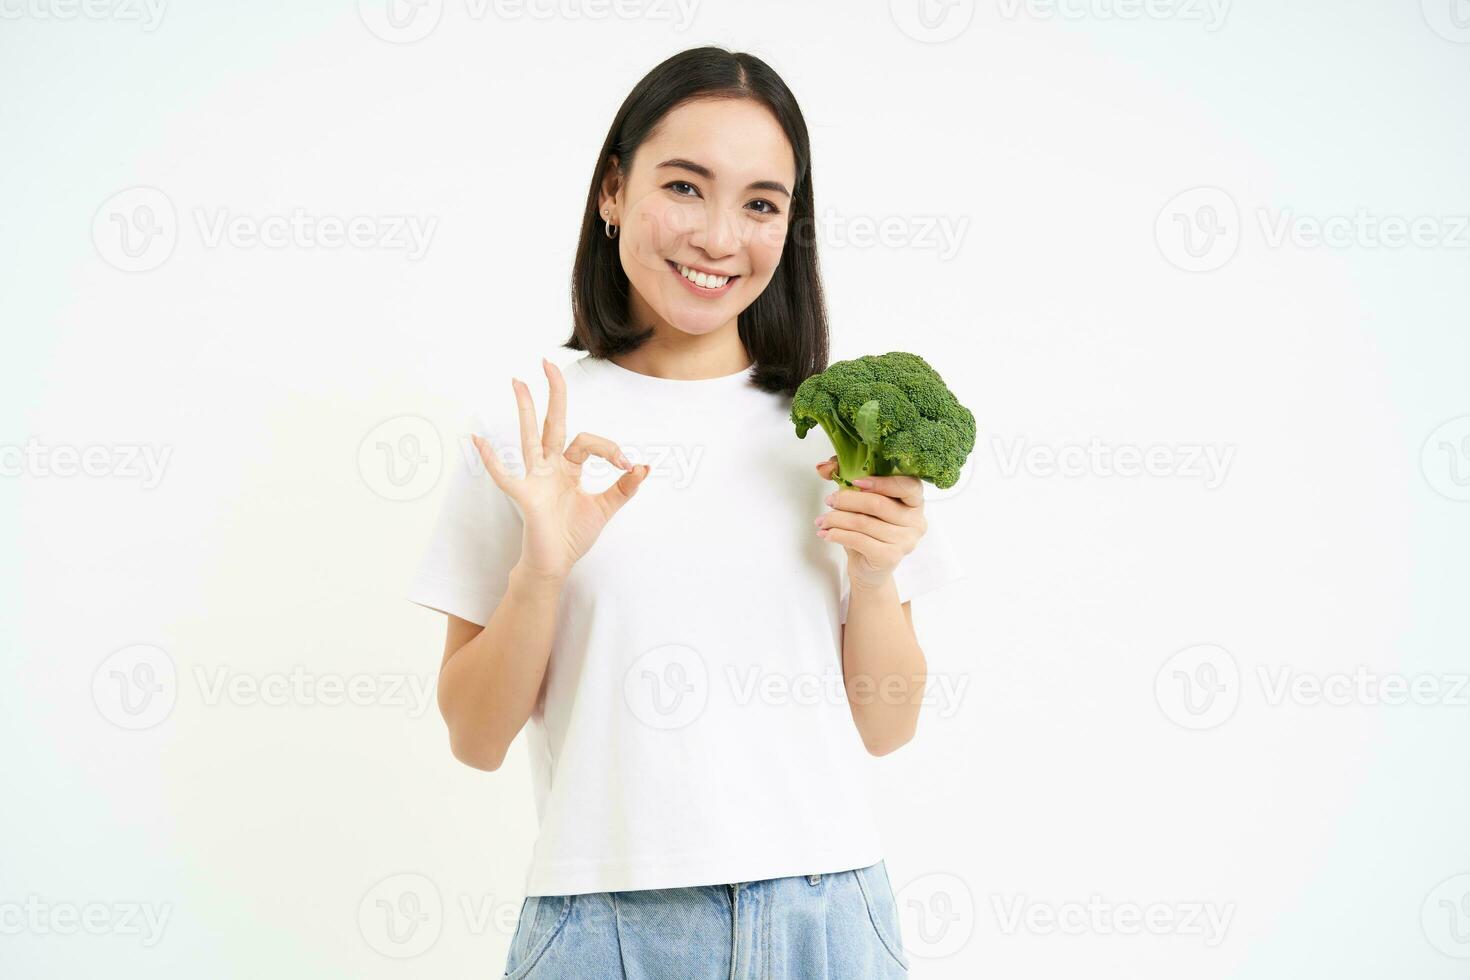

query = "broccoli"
[[790, 351, 977, 490]]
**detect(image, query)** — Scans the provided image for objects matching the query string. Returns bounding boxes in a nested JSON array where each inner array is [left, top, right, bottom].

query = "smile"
[[668, 260, 738, 296]]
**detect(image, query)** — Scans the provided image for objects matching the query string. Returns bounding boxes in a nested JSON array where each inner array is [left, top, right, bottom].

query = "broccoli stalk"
[[811, 400, 886, 488], [790, 352, 976, 490]]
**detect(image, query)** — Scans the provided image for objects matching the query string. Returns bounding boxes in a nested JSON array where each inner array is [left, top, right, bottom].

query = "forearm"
[[842, 574, 926, 755], [438, 561, 565, 768]]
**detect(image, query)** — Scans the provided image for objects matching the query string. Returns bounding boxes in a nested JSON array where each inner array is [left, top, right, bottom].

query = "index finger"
[[541, 358, 566, 455], [511, 376, 541, 470], [851, 473, 925, 508]]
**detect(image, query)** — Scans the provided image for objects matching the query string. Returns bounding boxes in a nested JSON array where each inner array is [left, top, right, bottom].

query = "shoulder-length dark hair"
[[561, 46, 828, 399]]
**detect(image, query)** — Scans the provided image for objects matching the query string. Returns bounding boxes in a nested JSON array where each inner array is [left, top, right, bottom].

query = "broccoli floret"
[[790, 351, 976, 490]]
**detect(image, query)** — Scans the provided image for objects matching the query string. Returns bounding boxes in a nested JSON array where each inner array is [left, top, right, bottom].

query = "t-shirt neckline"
[[577, 354, 755, 393]]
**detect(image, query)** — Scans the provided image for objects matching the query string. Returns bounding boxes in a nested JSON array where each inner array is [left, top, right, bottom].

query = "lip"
[[667, 259, 739, 297]]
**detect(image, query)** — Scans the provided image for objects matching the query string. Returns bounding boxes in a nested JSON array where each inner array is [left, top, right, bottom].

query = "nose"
[[689, 201, 739, 260]]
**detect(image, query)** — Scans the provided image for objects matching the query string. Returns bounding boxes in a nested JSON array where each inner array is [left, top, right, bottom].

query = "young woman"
[[408, 45, 963, 979]]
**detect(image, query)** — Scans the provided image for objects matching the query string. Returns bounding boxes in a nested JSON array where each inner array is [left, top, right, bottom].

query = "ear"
[[598, 154, 623, 211]]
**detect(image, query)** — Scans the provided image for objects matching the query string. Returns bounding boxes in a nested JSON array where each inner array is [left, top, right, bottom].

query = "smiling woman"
[[566, 48, 829, 396], [409, 44, 963, 980], [601, 99, 795, 330]]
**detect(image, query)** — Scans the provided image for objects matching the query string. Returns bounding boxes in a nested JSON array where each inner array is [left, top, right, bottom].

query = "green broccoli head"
[[790, 351, 976, 490]]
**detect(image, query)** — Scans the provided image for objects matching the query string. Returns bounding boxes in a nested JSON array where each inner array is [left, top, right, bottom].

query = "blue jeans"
[[502, 860, 910, 979]]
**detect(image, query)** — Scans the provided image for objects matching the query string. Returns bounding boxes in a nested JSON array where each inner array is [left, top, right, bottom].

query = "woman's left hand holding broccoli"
[[813, 454, 928, 591]]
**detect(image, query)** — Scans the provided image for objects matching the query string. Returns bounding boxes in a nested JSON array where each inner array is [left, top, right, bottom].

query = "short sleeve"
[[405, 411, 525, 626], [839, 499, 966, 624]]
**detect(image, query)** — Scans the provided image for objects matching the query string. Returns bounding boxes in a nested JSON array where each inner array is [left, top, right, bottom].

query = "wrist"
[[510, 561, 567, 593], [847, 567, 896, 595]]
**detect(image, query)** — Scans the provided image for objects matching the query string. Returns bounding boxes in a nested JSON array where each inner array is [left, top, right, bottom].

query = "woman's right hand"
[[471, 357, 648, 582]]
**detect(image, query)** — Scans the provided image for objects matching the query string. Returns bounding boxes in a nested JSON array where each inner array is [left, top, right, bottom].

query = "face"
[[599, 97, 796, 341]]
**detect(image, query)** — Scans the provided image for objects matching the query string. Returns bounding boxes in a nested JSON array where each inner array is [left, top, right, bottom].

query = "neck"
[[610, 328, 751, 381]]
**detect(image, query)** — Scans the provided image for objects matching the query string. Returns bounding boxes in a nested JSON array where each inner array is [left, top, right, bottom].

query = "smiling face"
[[600, 97, 796, 342]]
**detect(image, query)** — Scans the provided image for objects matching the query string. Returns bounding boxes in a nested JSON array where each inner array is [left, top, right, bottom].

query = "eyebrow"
[[655, 158, 792, 199]]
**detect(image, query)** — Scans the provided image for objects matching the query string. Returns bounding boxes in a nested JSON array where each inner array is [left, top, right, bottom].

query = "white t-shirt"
[[407, 353, 965, 896]]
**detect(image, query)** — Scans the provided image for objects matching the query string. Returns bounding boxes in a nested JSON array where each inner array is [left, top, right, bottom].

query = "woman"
[[408, 45, 964, 979]]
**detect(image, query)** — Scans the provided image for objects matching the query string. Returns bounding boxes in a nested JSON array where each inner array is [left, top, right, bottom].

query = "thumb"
[[596, 463, 649, 517]]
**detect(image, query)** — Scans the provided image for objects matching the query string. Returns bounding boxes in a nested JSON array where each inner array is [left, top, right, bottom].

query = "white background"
[[3, 1, 1469, 977]]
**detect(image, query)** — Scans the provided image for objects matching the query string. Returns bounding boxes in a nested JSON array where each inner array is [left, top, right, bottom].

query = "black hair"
[[561, 45, 828, 398]]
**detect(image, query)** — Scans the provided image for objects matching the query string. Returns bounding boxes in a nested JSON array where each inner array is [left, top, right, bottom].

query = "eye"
[[665, 181, 781, 216]]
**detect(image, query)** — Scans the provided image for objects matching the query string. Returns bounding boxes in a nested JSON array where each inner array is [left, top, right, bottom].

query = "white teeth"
[[676, 263, 731, 289]]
